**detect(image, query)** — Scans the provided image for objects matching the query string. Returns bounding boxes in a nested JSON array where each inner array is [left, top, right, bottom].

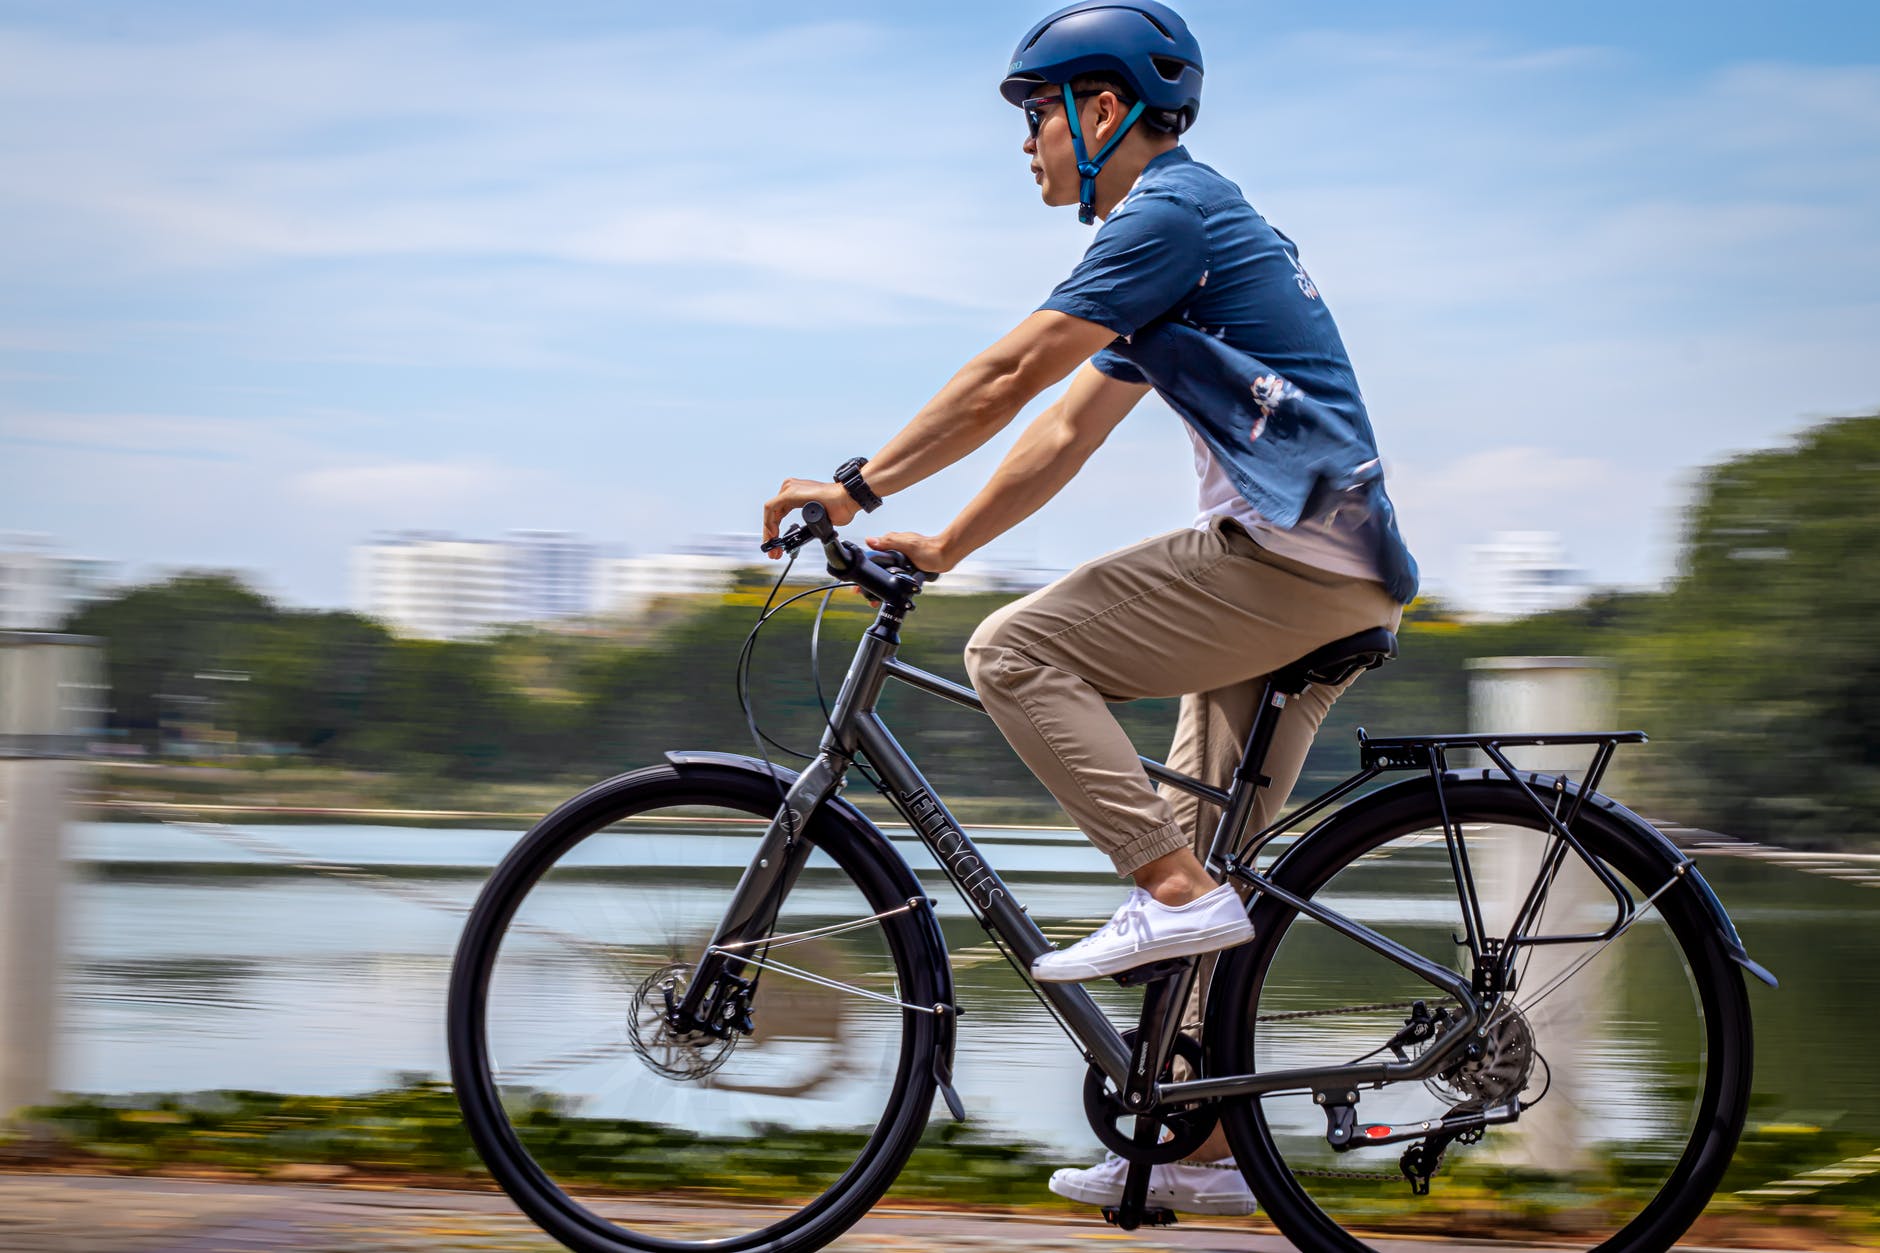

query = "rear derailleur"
[[1398, 1123, 1482, 1196], [1309, 1000, 1516, 1197]]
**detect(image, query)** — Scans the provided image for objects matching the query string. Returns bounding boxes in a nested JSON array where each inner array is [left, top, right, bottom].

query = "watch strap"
[[834, 457, 883, 513]]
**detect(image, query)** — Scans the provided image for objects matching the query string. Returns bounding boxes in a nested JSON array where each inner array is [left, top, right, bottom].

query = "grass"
[[5, 1079, 1877, 1243]]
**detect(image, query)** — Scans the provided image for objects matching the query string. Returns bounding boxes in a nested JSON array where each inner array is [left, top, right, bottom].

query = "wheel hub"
[[626, 962, 738, 1080], [1425, 1003, 1536, 1107]]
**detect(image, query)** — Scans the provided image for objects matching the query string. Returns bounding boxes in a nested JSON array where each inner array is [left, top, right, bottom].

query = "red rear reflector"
[[1363, 1125, 1393, 1139]]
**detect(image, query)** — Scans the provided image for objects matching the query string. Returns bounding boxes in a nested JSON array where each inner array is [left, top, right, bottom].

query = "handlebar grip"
[[865, 550, 940, 583], [800, 501, 838, 542]]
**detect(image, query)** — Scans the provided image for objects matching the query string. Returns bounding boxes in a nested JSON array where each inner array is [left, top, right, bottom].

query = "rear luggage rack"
[[1358, 729, 1648, 776]]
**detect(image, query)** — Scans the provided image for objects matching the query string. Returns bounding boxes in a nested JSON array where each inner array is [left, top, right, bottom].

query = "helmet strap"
[[1062, 82, 1147, 225]]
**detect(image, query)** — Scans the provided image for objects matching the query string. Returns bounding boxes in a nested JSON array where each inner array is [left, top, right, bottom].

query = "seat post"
[[1202, 676, 1288, 875]]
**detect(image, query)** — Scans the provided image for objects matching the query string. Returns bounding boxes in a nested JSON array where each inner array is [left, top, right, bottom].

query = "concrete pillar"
[[0, 633, 103, 1116], [1465, 657, 1614, 776], [1466, 657, 1614, 1174]]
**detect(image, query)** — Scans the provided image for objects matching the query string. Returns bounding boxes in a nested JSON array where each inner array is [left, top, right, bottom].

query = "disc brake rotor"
[[626, 962, 738, 1080], [1424, 1002, 1536, 1106]]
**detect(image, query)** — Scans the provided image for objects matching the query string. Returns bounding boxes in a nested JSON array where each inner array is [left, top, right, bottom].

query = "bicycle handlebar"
[[760, 502, 940, 599]]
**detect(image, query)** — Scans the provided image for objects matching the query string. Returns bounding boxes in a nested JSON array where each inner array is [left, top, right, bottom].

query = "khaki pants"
[[964, 516, 1402, 879]]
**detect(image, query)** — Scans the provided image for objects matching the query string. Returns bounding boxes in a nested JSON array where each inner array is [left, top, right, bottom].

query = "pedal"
[[1112, 957, 1192, 987], [1102, 1136, 1179, 1231], [1102, 1204, 1176, 1229]]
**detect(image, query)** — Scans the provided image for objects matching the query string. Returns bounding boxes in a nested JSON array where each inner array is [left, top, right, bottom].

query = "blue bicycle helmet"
[[1001, 2, 1204, 224]]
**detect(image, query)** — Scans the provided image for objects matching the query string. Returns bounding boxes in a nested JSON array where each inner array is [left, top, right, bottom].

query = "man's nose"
[[1022, 135, 1038, 156]]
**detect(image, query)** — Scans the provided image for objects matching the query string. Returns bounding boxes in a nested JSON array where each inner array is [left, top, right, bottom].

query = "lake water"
[[62, 819, 1874, 1157]]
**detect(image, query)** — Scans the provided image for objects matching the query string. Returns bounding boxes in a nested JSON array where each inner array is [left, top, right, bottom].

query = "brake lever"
[[761, 524, 809, 557]]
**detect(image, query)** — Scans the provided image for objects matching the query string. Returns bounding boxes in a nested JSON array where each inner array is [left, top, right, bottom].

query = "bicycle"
[[448, 502, 1773, 1253]]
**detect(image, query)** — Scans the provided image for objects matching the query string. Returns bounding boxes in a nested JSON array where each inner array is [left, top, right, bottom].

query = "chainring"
[[1082, 1030, 1219, 1164]]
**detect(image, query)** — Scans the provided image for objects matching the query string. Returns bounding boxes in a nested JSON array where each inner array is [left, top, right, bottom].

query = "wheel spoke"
[[1220, 781, 1750, 1252], [450, 779, 936, 1252]]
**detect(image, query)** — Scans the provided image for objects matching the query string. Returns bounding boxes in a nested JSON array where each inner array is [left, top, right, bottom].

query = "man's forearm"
[[860, 311, 1124, 500], [861, 353, 1027, 498], [937, 403, 1104, 564]]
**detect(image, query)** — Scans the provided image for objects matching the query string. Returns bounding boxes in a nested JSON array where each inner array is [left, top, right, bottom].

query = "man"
[[761, 0, 1417, 1216]]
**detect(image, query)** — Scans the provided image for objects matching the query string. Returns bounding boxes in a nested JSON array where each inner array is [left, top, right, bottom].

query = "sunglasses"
[[1020, 94, 1066, 141], [1021, 87, 1139, 141]]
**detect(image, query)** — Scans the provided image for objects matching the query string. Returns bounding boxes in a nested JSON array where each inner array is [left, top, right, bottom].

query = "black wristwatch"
[[832, 456, 883, 513]]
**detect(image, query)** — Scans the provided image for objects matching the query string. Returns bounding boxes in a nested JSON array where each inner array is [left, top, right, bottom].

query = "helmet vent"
[[1136, 10, 1173, 38], [1151, 55, 1186, 81]]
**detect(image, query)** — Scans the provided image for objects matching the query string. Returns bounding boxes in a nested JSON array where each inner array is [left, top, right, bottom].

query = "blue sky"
[[2, 1, 1876, 606]]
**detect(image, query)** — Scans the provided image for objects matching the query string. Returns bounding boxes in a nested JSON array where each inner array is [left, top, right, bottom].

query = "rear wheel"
[[448, 765, 943, 1253], [1209, 778, 1753, 1253]]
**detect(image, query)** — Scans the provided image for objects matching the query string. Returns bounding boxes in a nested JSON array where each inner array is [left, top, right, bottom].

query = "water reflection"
[[62, 820, 1875, 1160]]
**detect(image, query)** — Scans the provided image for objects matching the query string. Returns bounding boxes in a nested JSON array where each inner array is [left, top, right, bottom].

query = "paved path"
[[0, 1174, 1803, 1253]]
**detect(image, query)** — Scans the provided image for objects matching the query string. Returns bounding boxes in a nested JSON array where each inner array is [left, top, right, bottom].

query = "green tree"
[[63, 573, 280, 751], [234, 612, 394, 758], [1631, 414, 1880, 843]]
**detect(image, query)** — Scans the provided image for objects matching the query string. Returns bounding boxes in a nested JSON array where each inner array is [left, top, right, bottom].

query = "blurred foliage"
[[11, 1081, 1878, 1236], [64, 414, 1880, 846], [1621, 415, 1880, 844], [14, 1079, 1065, 1207]]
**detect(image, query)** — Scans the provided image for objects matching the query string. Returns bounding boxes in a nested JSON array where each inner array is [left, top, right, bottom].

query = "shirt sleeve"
[[1091, 347, 1147, 383], [1037, 192, 1209, 337]]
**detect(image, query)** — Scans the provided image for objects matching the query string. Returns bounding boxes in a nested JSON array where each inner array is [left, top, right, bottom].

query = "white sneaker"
[[1047, 1151, 1258, 1215], [1031, 884, 1254, 983]]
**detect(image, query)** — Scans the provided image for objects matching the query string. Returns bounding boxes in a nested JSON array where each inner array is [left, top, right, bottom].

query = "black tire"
[[448, 764, 944, 1253], [1207, 777, 1754, 1253]]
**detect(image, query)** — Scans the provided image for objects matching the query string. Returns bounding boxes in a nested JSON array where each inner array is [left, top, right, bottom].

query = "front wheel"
[[448, 765, 944, 1253], [1208, 777, 1754, 1253]]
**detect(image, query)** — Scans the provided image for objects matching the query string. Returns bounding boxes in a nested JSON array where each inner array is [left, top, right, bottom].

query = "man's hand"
[[865, 530, 956, 574], [761, 478, 859, 557]]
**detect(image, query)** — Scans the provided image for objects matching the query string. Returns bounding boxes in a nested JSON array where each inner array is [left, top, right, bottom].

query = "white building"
[[593, 535, 1062, 618], [929, 559, 1061, 596], [0, 535, 114, 630], [507, 530, 595, 621], [595, 534, 812, 619], [597, 553, 747, 618], [353, 533, 518, 640], [1461, 531, 1589, 621]]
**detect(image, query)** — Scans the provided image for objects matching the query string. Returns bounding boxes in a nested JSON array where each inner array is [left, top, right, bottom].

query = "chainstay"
[[1255, 998, 1454, 1022], [1256, 1000, 1465, 1185]]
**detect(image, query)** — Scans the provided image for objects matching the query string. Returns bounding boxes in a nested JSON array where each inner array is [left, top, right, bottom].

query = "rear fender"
[[1275, 769, 1777, 989]]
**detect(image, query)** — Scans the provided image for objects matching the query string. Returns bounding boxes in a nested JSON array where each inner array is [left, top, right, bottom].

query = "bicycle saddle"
[[1270, 627, 1397, 695]]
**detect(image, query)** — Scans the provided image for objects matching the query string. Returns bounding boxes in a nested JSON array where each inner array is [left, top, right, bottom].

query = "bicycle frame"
[[677, 587, 1504, 1111]]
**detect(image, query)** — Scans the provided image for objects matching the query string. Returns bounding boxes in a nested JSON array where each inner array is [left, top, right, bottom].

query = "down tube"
[[854, 713, 1132, 1084]]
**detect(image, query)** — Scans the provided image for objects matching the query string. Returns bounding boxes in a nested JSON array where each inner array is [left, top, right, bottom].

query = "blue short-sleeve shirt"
[[1038, 147, 1419, 604]]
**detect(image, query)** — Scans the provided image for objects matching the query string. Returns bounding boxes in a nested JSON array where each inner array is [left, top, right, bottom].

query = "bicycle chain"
[[1292, 1166, 1407, 1181], [1255, 998, 1443, 1022]]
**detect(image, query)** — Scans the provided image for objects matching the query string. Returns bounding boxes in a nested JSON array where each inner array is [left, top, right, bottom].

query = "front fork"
[[669, 754, 843, 1035]]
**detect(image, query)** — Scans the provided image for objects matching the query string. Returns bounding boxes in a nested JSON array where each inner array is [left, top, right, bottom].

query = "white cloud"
[[1387, 447, 1679, 596], [0, 14, 1875, 602], [292, 460, 519, 512]]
